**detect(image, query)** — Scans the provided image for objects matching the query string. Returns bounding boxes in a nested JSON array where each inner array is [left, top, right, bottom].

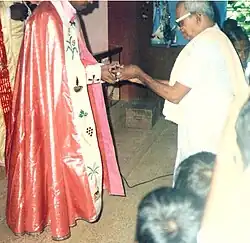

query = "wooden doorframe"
[[108, 1, 149, 101]]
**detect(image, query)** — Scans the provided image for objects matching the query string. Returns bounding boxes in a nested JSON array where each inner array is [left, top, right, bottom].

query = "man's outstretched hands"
[[101, 62, 123, 84], [110, 64, 144, 85], [101, 63, 144, 85], [115, 64, 142, 81]]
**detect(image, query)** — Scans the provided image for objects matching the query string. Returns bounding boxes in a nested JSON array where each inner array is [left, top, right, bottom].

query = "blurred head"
[[70, 0, 93, 11], [174, 152, 216, 201], [175, 1, 215, 40], [223, 19, 250, 68], [236, 98, 250, 168], [136, 187, 203, 243], [234, 40, 250, 68]]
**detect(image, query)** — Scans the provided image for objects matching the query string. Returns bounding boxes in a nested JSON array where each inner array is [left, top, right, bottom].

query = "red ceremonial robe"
[[5, 2, 124, 240]]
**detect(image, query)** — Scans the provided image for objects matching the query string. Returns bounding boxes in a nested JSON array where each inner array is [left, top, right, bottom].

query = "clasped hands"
[[101, 63, 143, 85]]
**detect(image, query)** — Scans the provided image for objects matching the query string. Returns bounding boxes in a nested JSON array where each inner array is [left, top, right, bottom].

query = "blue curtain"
[[213, 1, 227, 28]]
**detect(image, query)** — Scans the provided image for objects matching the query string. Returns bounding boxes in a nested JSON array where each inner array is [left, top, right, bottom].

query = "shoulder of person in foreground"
[[135, 186, 203, 243], [235, 97, 250, 169], [199, 88, 250, 243]]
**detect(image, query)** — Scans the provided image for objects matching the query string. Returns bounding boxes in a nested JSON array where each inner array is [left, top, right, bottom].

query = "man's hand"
[[128, 78, 144, 85], [10, 3, 28, 21], [101, 64, 117, 84], [116, 65, 142, 81]]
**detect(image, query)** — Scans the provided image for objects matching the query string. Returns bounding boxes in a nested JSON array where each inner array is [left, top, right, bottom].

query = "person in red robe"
[[5, 1, 124, 240], [0, 2, 37, 171]]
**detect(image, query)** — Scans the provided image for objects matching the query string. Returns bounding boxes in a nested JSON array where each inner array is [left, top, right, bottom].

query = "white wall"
[[82, 1, 108, 54]]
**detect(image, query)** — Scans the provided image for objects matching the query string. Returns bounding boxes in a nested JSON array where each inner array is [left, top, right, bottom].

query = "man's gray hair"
[[182, 1, 215, 21]]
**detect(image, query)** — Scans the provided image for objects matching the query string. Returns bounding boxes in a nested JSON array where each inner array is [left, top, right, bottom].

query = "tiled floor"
[[0, 112, 177, 243]]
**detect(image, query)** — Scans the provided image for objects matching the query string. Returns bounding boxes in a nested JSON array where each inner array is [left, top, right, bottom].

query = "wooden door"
[[108, 1, 150, 101], [108, 1, 183, 101]]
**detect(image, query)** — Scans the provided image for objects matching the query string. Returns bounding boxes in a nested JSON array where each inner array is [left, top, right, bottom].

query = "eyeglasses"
[[175, 12, 191, 28]]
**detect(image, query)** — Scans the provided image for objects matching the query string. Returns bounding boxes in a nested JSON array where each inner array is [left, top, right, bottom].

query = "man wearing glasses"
[[115, 1, 247, 179]]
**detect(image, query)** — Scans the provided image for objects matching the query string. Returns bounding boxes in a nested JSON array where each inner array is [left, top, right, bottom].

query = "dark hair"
[[174, 152, 216, 201], [136, 187, 203, 243], [222, 18, 249, 45], [236, 98, 250, 168], [26, 2, 38, 12]]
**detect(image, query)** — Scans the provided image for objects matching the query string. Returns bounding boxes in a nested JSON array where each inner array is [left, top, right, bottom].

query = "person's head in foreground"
[[236, 97, 250, 168], [223, 18, 250, 69], [174, 152, 216, 201], [135, 187, 203, 243], [175, 1, 215, 40]]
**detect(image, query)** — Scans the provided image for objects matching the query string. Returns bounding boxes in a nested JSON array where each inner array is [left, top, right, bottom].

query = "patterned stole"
[[64, 15, 103, 212], [0, 18, 12, 126]]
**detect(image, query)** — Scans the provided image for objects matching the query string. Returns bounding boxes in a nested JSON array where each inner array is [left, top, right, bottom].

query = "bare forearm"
[[128, 78, 168, 86], [139, 71, 179, 103], [156, 79, 169, 85], [116, 64, 189, 103]]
